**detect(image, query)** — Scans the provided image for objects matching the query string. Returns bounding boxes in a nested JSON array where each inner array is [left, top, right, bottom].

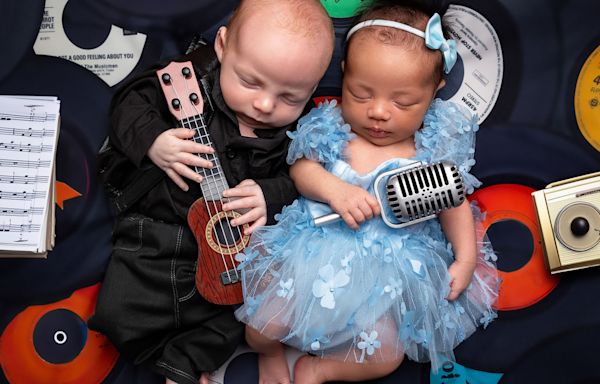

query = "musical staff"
[[0, 173, 48, 184], [0, 190, 46, 200], [0, 158, 51, 168], [0, 141, 54, 153], [0, 126, 55, 137], [0, 95, 59, 256], [0, 112, 57, 122], [0, 207, 44, 216]]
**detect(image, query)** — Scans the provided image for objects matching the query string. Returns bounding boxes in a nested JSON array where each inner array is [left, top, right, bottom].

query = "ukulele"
[[157, 61, 249, 305]]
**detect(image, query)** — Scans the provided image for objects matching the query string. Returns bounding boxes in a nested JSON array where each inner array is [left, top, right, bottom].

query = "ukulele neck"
[[180, 114, 229, 201]]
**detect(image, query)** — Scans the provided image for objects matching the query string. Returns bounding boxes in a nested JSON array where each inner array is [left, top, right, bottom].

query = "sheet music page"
[[0, 96, 60, 253]]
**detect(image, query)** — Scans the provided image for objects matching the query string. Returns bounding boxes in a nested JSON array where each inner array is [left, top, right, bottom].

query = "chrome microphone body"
[[314, 161, 465, 228]]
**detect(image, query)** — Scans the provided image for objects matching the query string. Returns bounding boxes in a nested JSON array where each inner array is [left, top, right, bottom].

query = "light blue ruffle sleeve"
[[286, 100, 354, 165], [415, 99, 481, 193]]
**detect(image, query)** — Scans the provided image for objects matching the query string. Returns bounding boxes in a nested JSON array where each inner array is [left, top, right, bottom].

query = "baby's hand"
[[221, 179, 266, 235], [328, 182, 380, 230], [446, 259, 477, 301], [147, 128, 214, 191]]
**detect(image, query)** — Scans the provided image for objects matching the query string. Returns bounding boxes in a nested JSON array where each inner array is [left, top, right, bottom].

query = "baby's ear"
[[436, 78, 446, 92], [214, 26, 228, 62]]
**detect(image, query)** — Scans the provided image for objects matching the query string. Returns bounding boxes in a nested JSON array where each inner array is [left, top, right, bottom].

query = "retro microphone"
[[314, 161, 465, 228]]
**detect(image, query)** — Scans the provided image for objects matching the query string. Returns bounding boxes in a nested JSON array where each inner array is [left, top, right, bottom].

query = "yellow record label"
[[575, 45, 600, 152]]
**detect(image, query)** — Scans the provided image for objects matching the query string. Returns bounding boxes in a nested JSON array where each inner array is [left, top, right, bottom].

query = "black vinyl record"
[[499, 326, 600, 383], [76, 0, 238, 37], [473, 125, 600, 189], [0, 0, 44, 83], [0, 54, 113, 304]]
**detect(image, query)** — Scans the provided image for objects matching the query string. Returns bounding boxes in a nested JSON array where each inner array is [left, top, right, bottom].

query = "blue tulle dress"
[[234, 99, 500, 370]]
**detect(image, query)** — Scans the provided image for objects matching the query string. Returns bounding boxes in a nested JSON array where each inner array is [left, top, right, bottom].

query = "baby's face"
[[216, 20, 329, 132], [341, 36, 443, 148]]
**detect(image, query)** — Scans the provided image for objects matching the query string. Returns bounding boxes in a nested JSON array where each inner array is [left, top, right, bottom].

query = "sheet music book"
[[0, 95, 60, 258]]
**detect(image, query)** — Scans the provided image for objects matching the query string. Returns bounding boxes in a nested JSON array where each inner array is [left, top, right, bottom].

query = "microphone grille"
[[385, 161, 465, 222]]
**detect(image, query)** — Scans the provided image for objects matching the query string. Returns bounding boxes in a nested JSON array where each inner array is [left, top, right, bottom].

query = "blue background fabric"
[[0, 0, 599, 383]]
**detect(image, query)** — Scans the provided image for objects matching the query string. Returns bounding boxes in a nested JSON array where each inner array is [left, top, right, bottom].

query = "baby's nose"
[[253, 93, 275, 114], [367, 102, 391, 121]]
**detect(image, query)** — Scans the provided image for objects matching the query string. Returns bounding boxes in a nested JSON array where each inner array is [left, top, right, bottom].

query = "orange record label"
[[0, 284, 119, 384], [470, 184, 560, 311], [575, 45, 600, 152]]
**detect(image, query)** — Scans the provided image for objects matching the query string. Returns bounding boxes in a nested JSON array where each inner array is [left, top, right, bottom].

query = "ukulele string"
[[190, 112, 245, 282], [172, 84, 232, 279], [180, 78, 245, 282]]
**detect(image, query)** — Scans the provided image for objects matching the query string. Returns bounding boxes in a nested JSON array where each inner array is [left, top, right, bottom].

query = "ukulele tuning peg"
[[189, 93, 199, 104], [182, 67, 192, 79], [161, 73, 171, 84], [171, 98, 181, 110]]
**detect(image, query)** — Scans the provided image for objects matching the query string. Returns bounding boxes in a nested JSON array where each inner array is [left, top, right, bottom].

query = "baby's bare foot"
[[293, 355, 323, 384], [258, 351, 291, 384]]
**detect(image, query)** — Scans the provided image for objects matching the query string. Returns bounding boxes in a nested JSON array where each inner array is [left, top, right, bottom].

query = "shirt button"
[[226, 148, 236, 159]]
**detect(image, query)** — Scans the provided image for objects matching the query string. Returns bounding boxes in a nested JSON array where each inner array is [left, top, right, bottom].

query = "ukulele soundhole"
[[213, 217, 242, 246], [204, 210, 250, 255]]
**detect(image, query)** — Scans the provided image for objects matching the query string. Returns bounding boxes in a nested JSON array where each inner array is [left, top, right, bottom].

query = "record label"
[[575, 45, 600, 152], [439, 5, 503, 124], [32, 0, 146, 87]]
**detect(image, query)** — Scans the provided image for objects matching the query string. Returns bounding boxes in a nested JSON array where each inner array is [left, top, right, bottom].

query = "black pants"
[[89, 214, 244, 384]]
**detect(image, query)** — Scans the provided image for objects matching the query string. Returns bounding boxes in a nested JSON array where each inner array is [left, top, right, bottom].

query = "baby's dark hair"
[[347, 0, 451, 84]]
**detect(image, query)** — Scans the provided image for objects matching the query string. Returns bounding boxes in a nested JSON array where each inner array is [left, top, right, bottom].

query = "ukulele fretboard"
[[181, 114, 228, 201]]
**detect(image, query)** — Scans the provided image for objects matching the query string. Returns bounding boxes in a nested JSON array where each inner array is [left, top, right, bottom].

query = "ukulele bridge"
[[220, 268, 241, 285]]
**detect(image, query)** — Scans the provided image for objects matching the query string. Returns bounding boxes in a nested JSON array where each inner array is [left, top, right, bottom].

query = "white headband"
[[346, 19, 425, 41], [344, 14, 458, 74]]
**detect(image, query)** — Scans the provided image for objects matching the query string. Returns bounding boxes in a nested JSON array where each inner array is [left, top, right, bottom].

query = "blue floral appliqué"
[[276, 278, 294, 300], [286, 100, 353, 165], [341, 251, 355, 273], [382, 277, 403, 299], [245, 295, 264, 318], [400, 311, 427, 345], [479, 310, 497, 329], [357, 330, 381, 362], [312, 264, 350, 309]]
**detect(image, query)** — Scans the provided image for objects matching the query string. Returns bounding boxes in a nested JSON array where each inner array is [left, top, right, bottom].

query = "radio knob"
[[570, 217, 590, 237]]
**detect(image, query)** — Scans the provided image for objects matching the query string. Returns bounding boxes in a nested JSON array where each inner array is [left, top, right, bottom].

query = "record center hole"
[[54, 330, 68, 345], [486, 220, 533, 272]]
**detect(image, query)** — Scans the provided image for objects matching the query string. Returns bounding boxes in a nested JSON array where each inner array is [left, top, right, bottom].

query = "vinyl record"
[[33, 0, 147, 87], [499, 326, 600, 383], [472, 125, 600, 189], [574, 45, 600, 153], [0, 285, 119, 384], [0, 54, 114, 303], [0, 0, 45, 83], [437, 4, 504, 125], [314, 15, 353, 98], [76, 0, 237, 36], [470, 184, 560, 311], [496, 0, 560, 128], [553, 0, 600, 147], [455, 251, 600, 374], [435, 0, 517, 127]]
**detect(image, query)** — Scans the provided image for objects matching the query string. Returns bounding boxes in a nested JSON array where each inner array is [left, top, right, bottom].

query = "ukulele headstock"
[[157, 61, 204, 120]]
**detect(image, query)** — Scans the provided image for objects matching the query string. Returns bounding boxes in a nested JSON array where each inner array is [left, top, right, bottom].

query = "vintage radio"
[[532, 172, 600, 274]]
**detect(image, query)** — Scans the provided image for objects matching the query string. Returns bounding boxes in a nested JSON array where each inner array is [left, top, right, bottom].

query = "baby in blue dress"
[[235, 1, 500, 383]]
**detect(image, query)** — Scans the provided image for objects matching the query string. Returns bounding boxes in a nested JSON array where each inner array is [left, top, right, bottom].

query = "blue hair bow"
[[425, 13, 457, 74]]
